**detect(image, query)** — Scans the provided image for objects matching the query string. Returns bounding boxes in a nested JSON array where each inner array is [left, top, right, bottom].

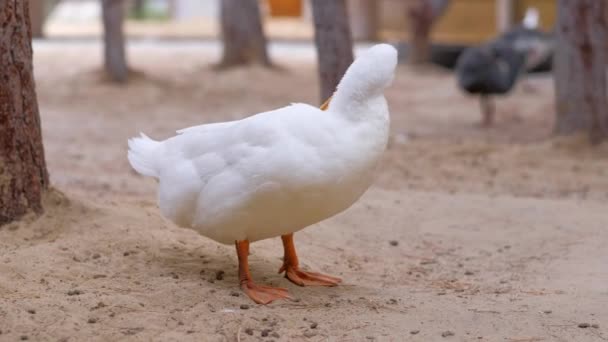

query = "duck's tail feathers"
[[127, 133, 161, 178]]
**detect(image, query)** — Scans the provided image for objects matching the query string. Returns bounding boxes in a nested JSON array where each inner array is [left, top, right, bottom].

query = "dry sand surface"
[[1, 41, 607, 341]]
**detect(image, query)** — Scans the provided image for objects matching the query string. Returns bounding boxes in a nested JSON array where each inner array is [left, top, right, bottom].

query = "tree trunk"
[[133, 0, 146, 19], [219, 0, 271, 68], [0, 0, 50, 225], [554, 0, 608, 144], [311, 0, 354, 103], [102, 0, 129, 83], [29, 0, 45, 38], [496, 0, 514, 33], [407, 0, 450, 64], [349, 0, 378, 41]]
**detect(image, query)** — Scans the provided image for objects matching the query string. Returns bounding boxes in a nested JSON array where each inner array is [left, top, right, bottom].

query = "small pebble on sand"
[[261, 329, 271, 337], [410, 330, 420, 335], [67, 289, 82, 296], [442, 330, 455, 337], [215, 270, 225, 281], [543, 310, 552, 314], [240, 304, 250, 310], [310, 322, 318, 329], [304, 331, 317, 338], [389, 240, 399, 246], [27, 309, 36, 314], [464, 270, 474, 276], [87, 318, 98, 324], [245, 328, 253, 335], [578, 323, 590, 328]]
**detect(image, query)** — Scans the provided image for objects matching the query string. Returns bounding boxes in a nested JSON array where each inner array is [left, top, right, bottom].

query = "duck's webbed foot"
[[236, 240, 291, 304], [240, 280, 290, 304], [278, 234, 341, 287]]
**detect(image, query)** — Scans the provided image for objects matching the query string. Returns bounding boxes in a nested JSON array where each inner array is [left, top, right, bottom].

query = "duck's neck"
[[330, 92, 388, 122], [330, 93, 390, 171], [328, 58, 390, 121]]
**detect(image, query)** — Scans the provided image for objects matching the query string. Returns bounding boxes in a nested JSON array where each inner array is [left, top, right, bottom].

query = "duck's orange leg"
[[236, 240, 291, 304], [278, 234, 341, 286]]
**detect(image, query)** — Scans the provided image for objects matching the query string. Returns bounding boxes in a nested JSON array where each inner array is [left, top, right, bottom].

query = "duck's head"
[[333, 44, 398, 105]]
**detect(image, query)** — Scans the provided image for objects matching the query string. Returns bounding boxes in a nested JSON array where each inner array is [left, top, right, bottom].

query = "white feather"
[[127, 133, 161, 178]]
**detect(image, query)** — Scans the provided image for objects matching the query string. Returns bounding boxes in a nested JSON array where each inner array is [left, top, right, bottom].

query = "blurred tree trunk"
[[496, 0, 514, 33], [133, 0, 146, 19], [219, 0, 271, 68], [102, 0, 129, 83], [0, 0, 50, 225], [407, 0, 450, 64], [311, 0, 354, 103], [349, 0, 378, 41], [554, 0, 608, 144], [29, 0, 45, 38]]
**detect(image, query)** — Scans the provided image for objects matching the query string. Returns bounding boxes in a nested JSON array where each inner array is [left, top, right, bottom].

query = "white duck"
[[127, 44, 398, 304]]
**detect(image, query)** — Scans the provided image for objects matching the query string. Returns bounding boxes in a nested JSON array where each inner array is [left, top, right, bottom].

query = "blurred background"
[[37, 0, 555, 43], [1, 1, 607, 340], [29, 0, 603, 202]]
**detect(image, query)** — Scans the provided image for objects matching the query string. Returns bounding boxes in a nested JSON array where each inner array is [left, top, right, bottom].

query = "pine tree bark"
[[219, 0, 271, 68], [311, 0, 354, 103], [349, 0, 378, 41], [0, 0, 49, 225], [407, 0, 450, 64], [29, 0, 45, 38], [102, 0, 129, 83], [554, 0, 608, 144]]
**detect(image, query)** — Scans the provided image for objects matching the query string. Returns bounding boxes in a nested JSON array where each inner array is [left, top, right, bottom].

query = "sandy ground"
[[1, 41, 607, 341]]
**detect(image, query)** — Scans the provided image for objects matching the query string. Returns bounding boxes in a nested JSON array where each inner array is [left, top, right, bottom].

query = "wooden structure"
[[267, 0, 302, 17], [264, 0, 556, 44], [383, 0, 556, 44]]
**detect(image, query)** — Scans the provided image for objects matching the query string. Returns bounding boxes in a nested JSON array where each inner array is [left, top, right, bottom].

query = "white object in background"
[[523, 7, 540, 29]]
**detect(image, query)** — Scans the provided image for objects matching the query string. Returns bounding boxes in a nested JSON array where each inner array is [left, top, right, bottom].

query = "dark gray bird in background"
[[455, 8, 554, 127]]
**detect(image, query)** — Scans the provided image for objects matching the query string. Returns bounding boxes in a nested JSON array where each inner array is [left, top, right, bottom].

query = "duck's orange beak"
[[320, 95, 332, 111]]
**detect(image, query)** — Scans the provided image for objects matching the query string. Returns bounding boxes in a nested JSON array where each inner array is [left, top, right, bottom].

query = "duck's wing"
[[176, 119, 240, 135], [175, 102, 316, 136], [157, 103, 336, 226], [162, 103, 325, 161]]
